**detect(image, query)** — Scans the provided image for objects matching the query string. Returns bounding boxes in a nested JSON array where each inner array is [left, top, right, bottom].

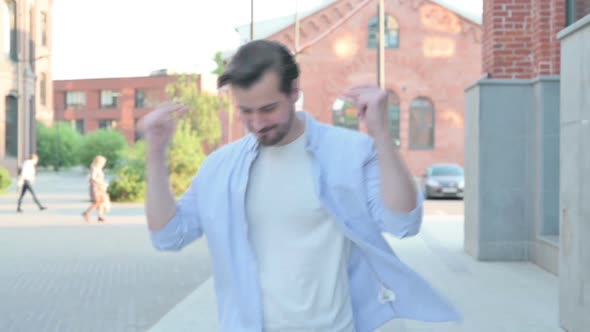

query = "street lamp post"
[[377, 0, 385, 89]]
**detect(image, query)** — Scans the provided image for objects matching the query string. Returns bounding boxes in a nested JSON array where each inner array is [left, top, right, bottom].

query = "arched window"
[[367, 15, 399, 49], [387, 91, 401, 147], [2, 1, 17, 60], [409, 97, 435, 149], [5, 95, 18, 157], [332, 98, 358, 130]]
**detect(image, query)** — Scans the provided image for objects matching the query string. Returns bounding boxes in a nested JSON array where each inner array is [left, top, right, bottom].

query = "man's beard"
[[255, 112, 294, 146]]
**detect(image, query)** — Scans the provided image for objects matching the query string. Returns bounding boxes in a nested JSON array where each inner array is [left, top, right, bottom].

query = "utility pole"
[[377, 0, 385, 89], [250, 0, 255, 40]]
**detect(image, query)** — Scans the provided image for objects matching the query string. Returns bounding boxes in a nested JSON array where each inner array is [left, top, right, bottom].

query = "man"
[[17, 154, 47, 212], [142, 40, 459, 332]]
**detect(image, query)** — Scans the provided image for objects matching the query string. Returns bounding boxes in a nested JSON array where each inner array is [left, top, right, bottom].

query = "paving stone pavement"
[[0, 171, 213, 332], [0, 171, 562, 332]]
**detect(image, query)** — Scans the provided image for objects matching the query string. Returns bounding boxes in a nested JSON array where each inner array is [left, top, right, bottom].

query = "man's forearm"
[[146, 148, 177, 231], [373, 131, 418, 213]]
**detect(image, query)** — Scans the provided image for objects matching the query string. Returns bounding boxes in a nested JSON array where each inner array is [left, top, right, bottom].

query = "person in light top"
[[17, 154, 47, 213]]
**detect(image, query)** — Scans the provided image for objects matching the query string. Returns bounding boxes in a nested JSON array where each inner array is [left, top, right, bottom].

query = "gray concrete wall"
[[465, 81, 532, 260], [530, 78, 561, 274], [536, 80, 561, 237], [464, 78, 560, 268], [558, 14, 590, 332], [464, 84, 480, 258]]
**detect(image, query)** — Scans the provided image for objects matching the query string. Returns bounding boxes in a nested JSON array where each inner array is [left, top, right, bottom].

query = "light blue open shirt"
[[150, 112, 461, 332]]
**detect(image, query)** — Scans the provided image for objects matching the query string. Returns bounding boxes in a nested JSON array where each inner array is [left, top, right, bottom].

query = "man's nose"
[[251, 112, 268, 131]]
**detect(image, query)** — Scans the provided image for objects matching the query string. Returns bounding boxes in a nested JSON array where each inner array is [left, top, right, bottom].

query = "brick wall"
[[260, 0, 482, 175], [483, 0, 566, 79], [574, 0, 590, 21], [54, 76, 175, 143]]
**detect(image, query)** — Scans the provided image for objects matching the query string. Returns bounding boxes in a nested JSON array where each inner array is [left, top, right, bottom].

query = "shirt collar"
[[246, 111, 319, 154]]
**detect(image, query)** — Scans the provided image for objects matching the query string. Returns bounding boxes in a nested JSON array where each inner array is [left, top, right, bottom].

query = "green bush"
[[165, 75, 223, 195], [107, 141, 146, 202], [0, 167, 11, 193], [168, 120, 206, 195], [79, 129, 128, 169], [36, 122, 83, 170], [108, 119, 208, 201]]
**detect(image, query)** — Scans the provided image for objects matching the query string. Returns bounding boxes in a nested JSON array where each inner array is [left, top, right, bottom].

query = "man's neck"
[[277, 113, 305, 146]]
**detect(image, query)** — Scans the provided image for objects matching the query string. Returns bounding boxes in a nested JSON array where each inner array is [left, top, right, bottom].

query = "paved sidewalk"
[[1, 171, 561, 331], [150, 218, 562, 332], [0, 171, 214, 332]]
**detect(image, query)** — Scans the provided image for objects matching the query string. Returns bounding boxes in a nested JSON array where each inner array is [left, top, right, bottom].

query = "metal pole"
[[16, 1, 23, 167], [377, 0, 385, 89], [295, 0, 300, 54], [250, 0, 255, 40]]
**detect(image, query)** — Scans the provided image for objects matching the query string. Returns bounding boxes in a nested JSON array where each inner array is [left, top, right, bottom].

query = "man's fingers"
[[171, 106, 189, 119], [339, 94, 357, 106]]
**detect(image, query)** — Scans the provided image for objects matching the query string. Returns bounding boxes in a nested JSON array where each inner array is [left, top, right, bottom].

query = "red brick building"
[[232, 0, 483, 175], [53, 73, 218, 143]]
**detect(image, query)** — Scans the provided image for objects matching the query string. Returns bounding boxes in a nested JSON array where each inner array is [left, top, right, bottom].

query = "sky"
[[51, 0, 483, 80]]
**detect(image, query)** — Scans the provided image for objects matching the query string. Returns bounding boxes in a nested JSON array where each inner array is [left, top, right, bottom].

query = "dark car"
[[422, 164, 464, 199]]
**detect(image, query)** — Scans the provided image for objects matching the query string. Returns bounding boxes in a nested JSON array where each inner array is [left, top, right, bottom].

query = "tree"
[[165, 74, 227, 194], [36, 122, 83, 170], [108, 141, 146, 202], [79, 129, 128, 170], [212, 51, 225, 75]]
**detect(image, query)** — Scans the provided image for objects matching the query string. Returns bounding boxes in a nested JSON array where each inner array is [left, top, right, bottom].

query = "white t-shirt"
[[246, 132, 355, 332], [20, 159, 36, 182]]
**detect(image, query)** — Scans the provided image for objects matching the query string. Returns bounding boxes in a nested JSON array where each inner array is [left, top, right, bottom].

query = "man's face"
[[232, 71, 298, 146]]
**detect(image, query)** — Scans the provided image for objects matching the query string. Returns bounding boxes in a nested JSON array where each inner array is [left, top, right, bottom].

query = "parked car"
[[421, 164, 464, 199]]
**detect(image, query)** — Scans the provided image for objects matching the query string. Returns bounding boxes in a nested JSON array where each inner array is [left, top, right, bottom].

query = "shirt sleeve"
[[149, 175, 204, 251], [363, 145, 424, 239]]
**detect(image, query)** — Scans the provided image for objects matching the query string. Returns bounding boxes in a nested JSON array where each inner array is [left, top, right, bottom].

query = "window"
[[135, 90, 146, 108], [40, 73, 47, 106], [367, 15, 400, 49], [73, 119, 84, 134], [409, 97, 435, 150], [41, 12, 48, 47], [134, 118, 143, 141], [567, 0, 590, 25], [100, 90, 119, 108], [5, 95, 18, 157], [65, 91, 86, 108], [3, 1, 17, 61], [98, 119, 117, 130], [387, 91, 401, 147], [430, 165, 463, 176], [135, 89, 161, 108], [332, 98, 358, 130]]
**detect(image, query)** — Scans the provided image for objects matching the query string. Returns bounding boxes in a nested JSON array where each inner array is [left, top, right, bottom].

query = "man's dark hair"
[[218, 40, 299, 94]]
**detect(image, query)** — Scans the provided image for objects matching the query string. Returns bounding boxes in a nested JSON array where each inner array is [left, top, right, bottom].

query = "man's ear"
[[289, 78, 300, 103]]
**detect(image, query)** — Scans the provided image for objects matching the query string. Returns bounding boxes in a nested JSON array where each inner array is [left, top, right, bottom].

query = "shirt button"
[[379, 287, 396, 303]]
